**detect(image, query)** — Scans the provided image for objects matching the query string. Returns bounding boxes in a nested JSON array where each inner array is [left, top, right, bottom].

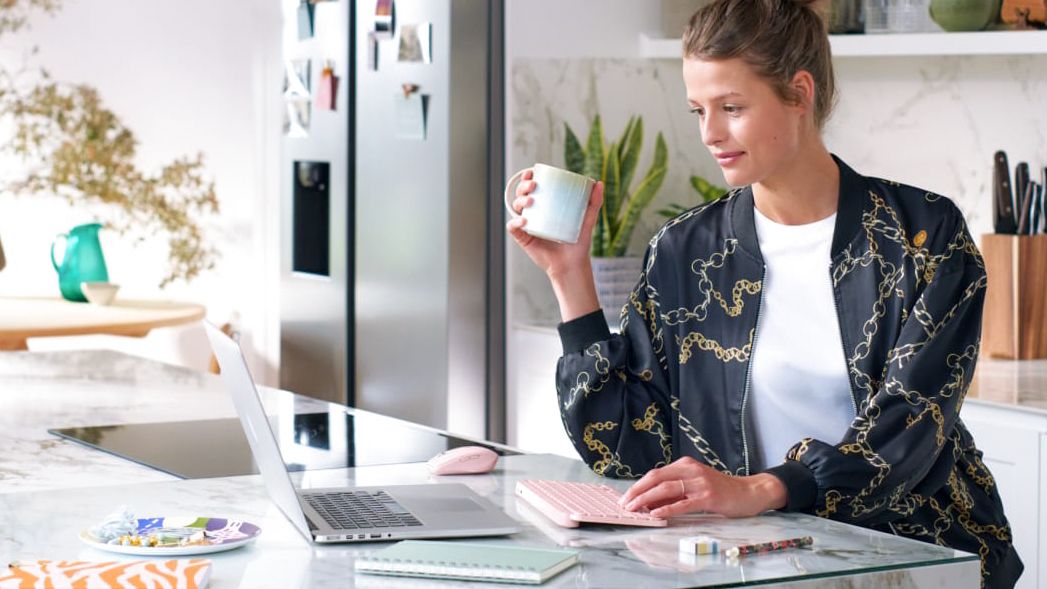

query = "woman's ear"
[[789, 70, 816, 114]]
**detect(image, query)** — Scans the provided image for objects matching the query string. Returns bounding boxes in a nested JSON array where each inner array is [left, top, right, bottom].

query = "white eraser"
[[679, 535, 720, 555]]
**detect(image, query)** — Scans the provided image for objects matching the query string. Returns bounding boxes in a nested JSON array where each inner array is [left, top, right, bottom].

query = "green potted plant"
[[564, 114, 668, 324], [657, 174, 728, 219]]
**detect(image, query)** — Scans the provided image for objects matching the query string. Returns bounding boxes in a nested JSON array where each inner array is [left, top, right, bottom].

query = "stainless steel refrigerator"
[[279, 0, 505, 441]]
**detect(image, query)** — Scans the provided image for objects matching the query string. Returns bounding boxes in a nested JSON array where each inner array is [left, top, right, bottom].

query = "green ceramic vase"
[[50, 222, 109, 302], [929, 0, 999, 31]]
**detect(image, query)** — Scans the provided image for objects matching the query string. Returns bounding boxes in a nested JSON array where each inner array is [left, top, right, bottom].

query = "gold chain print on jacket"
[[561, 344, 612, 413], [663, 237, 755, 326], [822, 192, 988, 523], [678, 328, 754, 364], [631, 403, 673, 467], [582, 420, 636, 478], [555, 167, 1020, 587], [672, 398, 735, 475], [661, 235, 762, 366]]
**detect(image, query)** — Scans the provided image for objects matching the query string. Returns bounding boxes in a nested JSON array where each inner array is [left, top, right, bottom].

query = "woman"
[[506, 0, 1022, 586]]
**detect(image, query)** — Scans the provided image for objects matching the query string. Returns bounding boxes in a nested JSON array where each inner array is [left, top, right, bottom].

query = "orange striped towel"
[[0, 559, 211, 588]]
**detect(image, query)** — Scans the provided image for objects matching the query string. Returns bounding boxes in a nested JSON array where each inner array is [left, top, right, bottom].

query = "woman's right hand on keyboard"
[[618, 456, 788, 519]]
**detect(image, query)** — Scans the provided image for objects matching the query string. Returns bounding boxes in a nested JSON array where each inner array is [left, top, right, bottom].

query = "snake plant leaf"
[[614, 116, 636, 193], [603, 139, 621, 245], [582, 114, 604, 181], [689, 174, 727, 203], [689, 174, 710, 193], [594, 199, 611, 257], [598, 196, 611, 257], [615, 116, 634, 163], [616, 116, 643, 216], [564, 124, 585, 175], [657, 203, 690, 218], [609, 132, 668, 256]]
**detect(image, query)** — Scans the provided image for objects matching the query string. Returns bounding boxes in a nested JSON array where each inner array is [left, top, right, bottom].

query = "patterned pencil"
[[724, 535, 814, 559]]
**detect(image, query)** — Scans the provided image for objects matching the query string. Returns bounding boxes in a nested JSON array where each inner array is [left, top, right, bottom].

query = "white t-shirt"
[[748, 206, 854, 473]]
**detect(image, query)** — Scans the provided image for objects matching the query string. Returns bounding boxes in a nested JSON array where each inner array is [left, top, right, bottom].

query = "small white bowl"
[[81, 281, 120, 306]]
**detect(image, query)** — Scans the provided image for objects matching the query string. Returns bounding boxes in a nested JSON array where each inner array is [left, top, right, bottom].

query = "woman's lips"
[[715, 151, 745, 166]]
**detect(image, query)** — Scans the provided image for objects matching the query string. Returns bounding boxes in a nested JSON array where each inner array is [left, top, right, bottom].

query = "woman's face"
[[682, 57, 807, 187]]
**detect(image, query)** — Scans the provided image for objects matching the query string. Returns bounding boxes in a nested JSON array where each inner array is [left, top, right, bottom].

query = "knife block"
[[980, 234, 1047, 359]]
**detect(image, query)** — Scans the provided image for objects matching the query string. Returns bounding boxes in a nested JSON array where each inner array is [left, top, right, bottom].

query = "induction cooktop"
[[50, 409, 515, 479]]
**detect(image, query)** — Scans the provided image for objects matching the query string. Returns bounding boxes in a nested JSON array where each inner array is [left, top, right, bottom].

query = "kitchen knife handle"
[[994, 151, 1017, 234], [1017, 181, 1034, 235], [1033, 182, 1043, 235]]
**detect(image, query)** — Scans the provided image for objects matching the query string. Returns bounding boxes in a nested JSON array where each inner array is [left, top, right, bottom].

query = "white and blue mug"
[[504, 163, 596, 244]]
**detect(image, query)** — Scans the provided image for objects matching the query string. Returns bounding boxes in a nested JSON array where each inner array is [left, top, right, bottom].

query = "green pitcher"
[[50, 223, 109, 302]]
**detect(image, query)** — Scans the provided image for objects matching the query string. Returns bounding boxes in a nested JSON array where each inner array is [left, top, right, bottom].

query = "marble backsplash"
[[507, 54, 1047, 327]]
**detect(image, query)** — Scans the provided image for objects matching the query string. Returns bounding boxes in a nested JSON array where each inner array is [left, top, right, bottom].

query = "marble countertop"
[[0, 350, 979, 588], [968, 358, 1047, 414], [0, 350, 331, 493], [0, 455, 978, 588]]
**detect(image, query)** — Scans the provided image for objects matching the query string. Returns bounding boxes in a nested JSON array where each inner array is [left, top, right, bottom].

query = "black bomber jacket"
[[556, 156, 1022, 588]]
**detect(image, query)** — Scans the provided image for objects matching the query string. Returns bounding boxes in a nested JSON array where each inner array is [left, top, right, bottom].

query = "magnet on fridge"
[[316, 61, 339, 111], [398, 22, 432, 64], [375, 0, 394, 37], [297, 0, 315, 40]]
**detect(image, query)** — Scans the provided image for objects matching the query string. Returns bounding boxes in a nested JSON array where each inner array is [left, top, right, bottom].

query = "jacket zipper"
[[740, 264, 766, 476], [830, 262, 860, 417]]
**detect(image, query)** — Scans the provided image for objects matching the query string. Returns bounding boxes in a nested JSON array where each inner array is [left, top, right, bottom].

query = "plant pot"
[[591, 256, 644, 326], [929, 0, 998, 31]]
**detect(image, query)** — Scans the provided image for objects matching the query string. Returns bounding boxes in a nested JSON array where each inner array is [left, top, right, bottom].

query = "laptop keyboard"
[[304, 490, 423, 530]]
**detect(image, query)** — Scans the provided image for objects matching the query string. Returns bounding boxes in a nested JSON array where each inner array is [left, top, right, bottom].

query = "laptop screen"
[[199, 321, 520, 542]]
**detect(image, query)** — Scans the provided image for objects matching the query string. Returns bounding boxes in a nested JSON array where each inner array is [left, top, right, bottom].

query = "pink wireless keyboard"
[[515, 479, 667, 528]]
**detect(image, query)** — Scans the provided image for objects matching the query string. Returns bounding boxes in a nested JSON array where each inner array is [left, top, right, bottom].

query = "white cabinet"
[[507, 325, 577, 459], [960, 399, 1047, 589], [1041, 435, 1047, 576]]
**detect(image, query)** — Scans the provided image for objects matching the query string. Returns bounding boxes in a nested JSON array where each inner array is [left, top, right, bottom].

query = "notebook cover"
[[0, 559, 211, 589], [355, 540, 580, 584]]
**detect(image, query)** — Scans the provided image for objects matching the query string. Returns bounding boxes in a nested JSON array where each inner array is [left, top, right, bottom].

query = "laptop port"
[[357, 534, 366, 539], [369, 534, 381, 538]]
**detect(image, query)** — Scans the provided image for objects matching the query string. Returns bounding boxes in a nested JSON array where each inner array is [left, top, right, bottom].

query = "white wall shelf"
[[639, 30, 1047, 59]]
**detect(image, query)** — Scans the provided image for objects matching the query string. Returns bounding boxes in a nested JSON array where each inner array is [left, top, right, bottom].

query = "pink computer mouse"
[[427, 445, 499, 475]]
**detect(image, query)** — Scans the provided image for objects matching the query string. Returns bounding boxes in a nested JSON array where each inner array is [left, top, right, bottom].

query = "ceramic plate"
[[79, 516, 261, 556]]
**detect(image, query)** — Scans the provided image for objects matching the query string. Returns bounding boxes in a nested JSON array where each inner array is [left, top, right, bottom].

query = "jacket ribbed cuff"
[[763, 460, 818, 512], [557, 309, 611, 354]]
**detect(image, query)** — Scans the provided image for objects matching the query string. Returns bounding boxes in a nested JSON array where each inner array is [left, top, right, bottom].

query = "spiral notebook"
[[355, 540, 580, 584]]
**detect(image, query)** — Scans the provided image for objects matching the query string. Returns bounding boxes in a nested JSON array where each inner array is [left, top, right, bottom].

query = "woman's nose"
[[701, 114, 725, 147]]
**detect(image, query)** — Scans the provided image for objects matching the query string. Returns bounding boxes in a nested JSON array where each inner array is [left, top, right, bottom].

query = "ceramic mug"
[[504, 163, 596, 244]]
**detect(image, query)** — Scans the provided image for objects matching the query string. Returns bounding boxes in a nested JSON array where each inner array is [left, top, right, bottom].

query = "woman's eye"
[[724, 105, 743, 115], [689, 107, 704, 117]]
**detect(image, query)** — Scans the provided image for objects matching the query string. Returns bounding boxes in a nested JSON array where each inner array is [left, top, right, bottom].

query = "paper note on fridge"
[[395, 92, 427, 140]]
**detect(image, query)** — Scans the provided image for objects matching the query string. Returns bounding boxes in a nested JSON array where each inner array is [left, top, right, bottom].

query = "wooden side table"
[[0, 296, 206, 351]]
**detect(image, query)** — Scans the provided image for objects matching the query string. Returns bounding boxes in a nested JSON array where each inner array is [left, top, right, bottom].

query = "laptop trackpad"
[[410, 498, 484, 512]]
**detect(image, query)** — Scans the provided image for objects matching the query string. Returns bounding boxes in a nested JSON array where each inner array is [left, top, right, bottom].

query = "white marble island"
[[0, 351, 979, 588]]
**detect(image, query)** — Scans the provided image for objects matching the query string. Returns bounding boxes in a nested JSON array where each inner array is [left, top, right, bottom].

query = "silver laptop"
[[204, 321, 520, 543]]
